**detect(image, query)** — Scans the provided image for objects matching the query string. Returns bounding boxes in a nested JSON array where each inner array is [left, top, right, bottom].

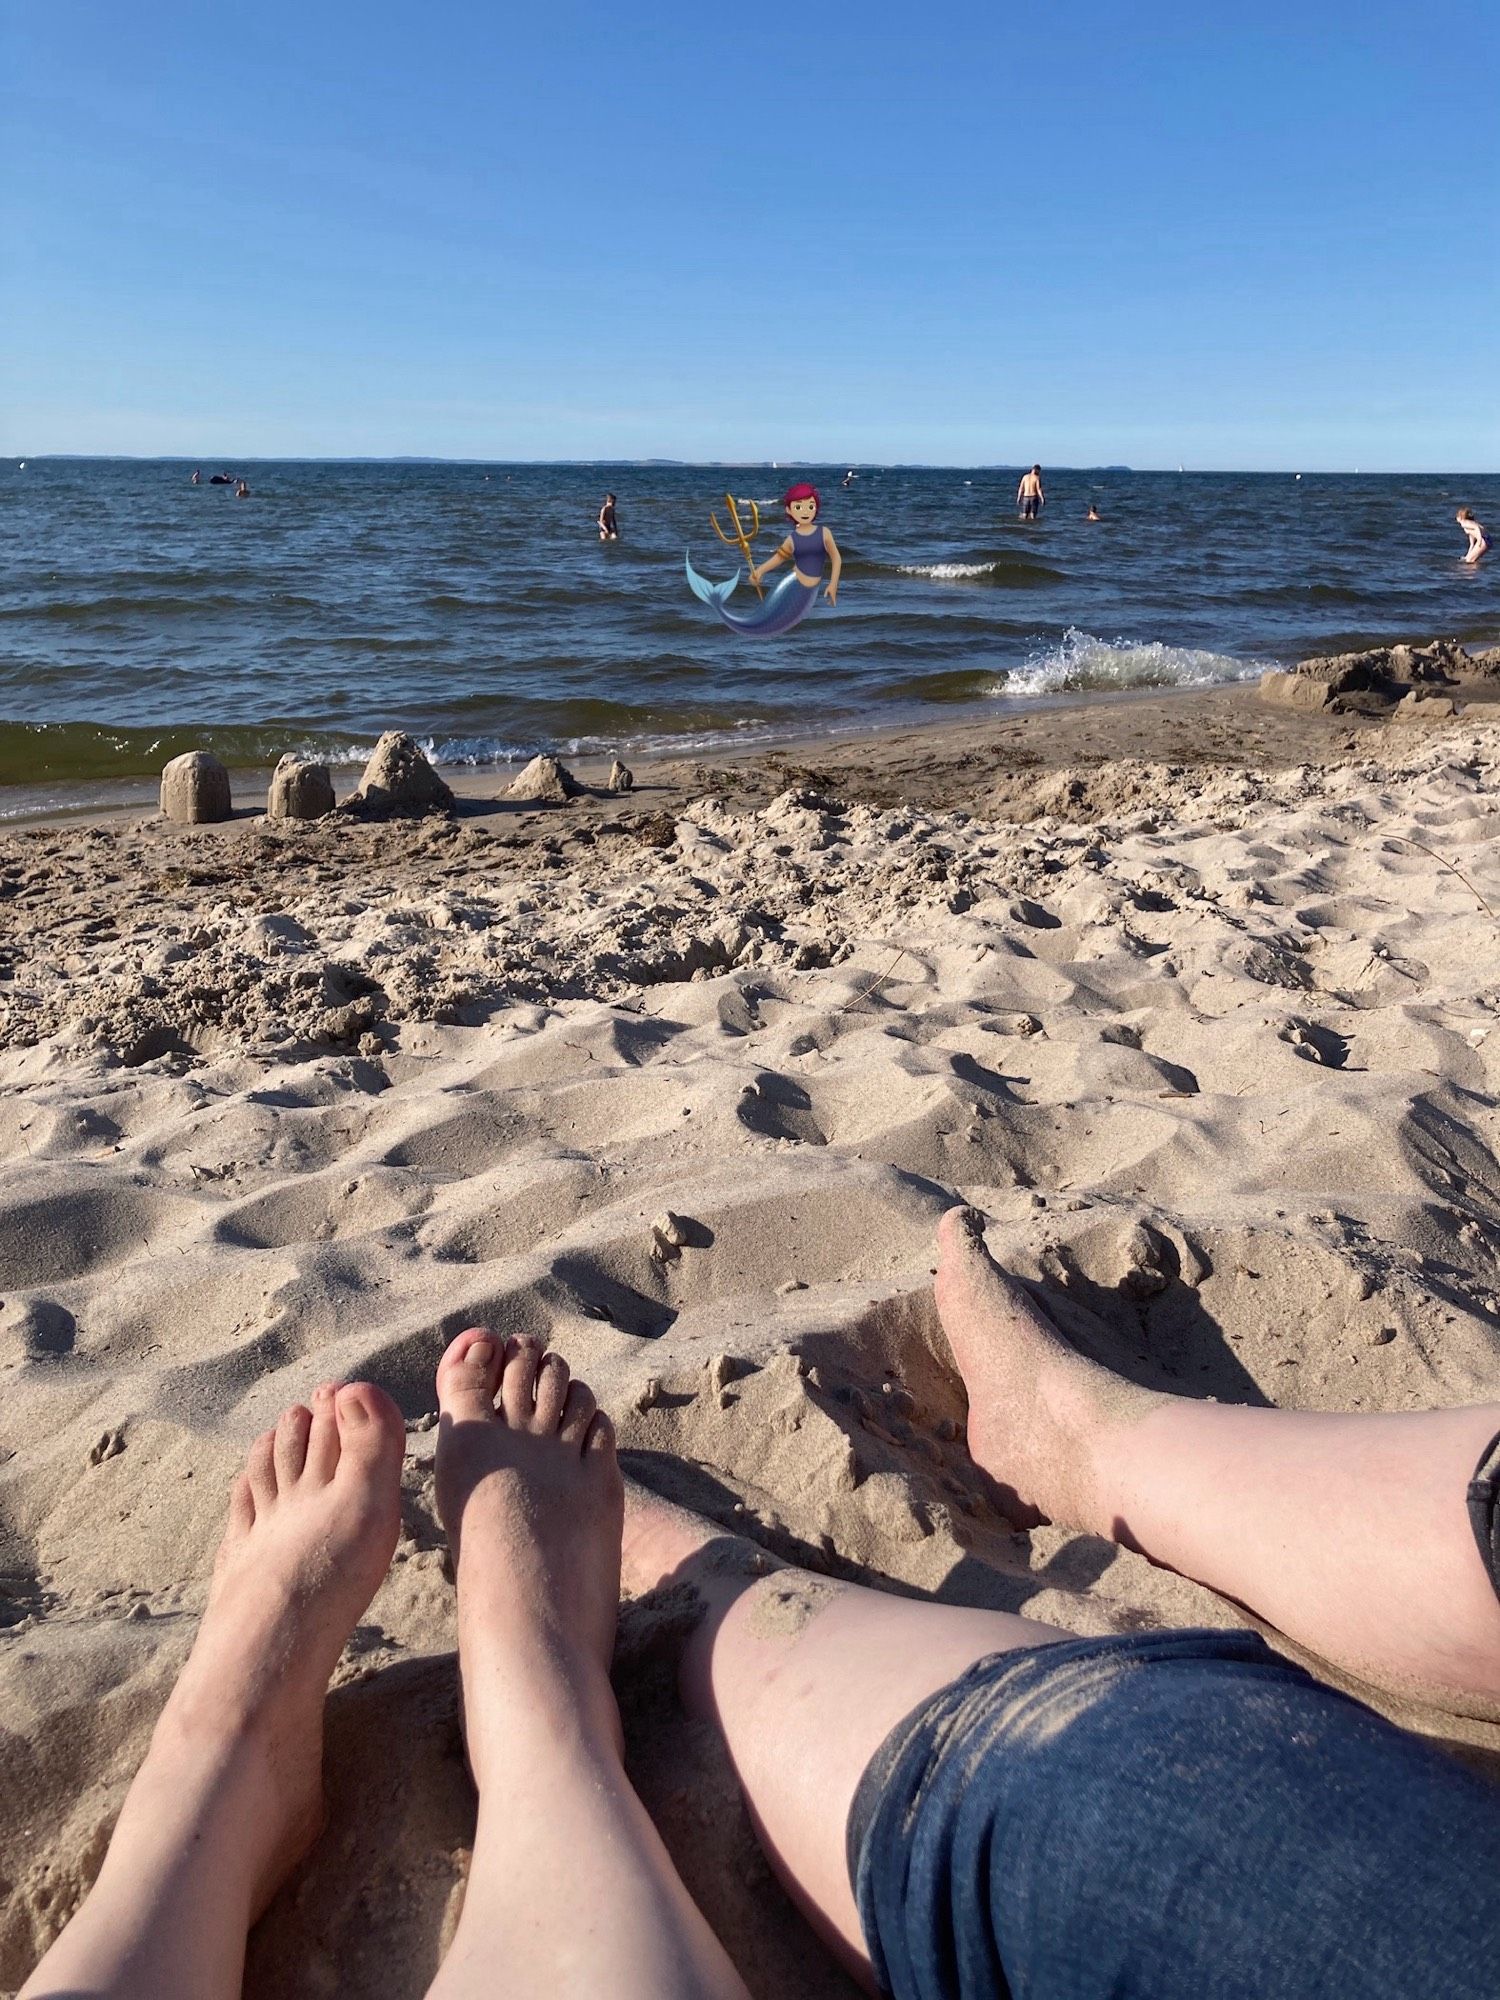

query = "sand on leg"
[[935, 1204, 1500, 1704], [424, 1328, 749, 2000], [21, 1380, 405, 2000], [621, 1483, 1067, 1988]]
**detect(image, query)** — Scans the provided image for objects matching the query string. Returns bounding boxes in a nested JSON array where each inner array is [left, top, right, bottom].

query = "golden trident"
[[710, 493, 764, 597]]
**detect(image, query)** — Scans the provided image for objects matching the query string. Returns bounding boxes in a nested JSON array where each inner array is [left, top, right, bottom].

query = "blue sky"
[[4, 3, 1497, 469]]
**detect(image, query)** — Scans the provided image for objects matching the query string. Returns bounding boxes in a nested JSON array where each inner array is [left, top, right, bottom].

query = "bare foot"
[[156, 1380, 406, 1905], [429, 1338, 750, 1999], [434, 1328, 624, 1770], [934, 1205, 1160, 1530], [21, 1381, 405, 2000]]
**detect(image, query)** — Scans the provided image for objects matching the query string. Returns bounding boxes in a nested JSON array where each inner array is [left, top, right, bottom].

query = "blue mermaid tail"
[[685, 552, 820, 636]]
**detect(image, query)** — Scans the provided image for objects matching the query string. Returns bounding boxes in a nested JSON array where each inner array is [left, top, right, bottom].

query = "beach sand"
[[3, 683, 1500, 1995]]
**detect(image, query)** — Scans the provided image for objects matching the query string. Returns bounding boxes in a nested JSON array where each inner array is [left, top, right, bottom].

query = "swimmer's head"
[[1032, 464, 1042, 475], [783, 481, 820, 524], [1458, 507, 1471, 520]]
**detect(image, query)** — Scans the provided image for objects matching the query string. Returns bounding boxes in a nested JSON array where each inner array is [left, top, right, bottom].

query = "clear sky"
[[4, 2, 1497, 469]]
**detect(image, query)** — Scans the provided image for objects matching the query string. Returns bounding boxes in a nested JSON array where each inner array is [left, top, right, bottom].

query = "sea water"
[[2, 460, 1496, 811]]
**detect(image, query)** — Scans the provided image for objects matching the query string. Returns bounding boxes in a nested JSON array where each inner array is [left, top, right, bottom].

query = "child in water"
[[1458, 508, 1490, 564], [749, 482, 842, 607]]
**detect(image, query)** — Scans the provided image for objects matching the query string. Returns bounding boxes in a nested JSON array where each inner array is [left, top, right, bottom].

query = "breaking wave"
[[1001, 628, 1259, 697]]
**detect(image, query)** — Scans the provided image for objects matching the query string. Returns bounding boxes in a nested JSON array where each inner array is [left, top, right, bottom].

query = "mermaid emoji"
[[685, 481, 842, 636]]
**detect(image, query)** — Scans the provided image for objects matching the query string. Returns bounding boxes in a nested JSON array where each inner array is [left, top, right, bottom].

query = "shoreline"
[[0, 675, 1490, 1064], [0, 679, 1398, 832]]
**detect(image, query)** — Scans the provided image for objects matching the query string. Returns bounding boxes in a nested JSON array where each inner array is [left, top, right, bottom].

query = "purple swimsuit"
[[791, 525, 825, 577]]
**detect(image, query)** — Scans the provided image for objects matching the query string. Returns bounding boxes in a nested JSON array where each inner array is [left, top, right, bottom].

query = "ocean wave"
[[893, 556, 1068, 586], [897, 560, 998, 580], [882, 667, 1010, 704], [1000, 628, 1258, 697]]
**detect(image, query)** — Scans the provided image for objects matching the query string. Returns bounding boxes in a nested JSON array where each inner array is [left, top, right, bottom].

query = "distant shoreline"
[[7, 455, 1498, 475]]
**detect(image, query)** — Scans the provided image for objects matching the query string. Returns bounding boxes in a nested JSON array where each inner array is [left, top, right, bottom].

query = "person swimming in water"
[[1017, 465, 1044, 520], [234, 479, 251, 499], [597, 493, 619, 541], [190, 468, 201, 485], [1087, 501, 1101, 522], [748, 482, 842, 607], [1458, 508, 1490, 564]]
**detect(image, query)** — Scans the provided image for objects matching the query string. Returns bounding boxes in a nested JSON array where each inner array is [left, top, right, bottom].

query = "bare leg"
[[22, 1381, 405, 2000], [621, 1484, 1066, 1989], [426, 1329, 749, 2000], [935, 1205, 1500, 1703]]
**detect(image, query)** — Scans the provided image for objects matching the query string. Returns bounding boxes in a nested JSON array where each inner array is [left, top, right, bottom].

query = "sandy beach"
[[4, 682, 1500, 1996]]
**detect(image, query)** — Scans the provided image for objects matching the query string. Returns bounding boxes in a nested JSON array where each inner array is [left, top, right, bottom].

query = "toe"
[[500, 1336, 543, 1429], [333, 1382, 405, 1477], [936, 1205, 1011, 1321], [585, 1409, 617, 1460], [304, 1381, 343, 1484], [938, 1204, 989, 1264], [246, 1427, 279, 1511], [273, 1404, 314, 1487], [226, 1470, 256, 1539], [437, 1327, 504, 1425], [533, 1351, 570, 1432], [559, 1378, 598, 1451]]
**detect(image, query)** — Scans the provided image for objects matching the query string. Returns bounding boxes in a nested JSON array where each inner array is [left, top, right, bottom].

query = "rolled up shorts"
[[847, 1429, 1500, 2000]]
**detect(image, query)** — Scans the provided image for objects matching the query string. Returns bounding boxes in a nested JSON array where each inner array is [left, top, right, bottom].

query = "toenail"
[[467, 1337, 495, 1367]]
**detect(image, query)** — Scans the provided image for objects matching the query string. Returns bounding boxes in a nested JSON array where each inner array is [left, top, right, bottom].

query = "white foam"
[[897, 560, 1000, 580], [1002, 627, 1257, 697]]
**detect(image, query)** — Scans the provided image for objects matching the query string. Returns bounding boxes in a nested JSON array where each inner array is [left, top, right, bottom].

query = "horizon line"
[[6, 454, 1496, 477]]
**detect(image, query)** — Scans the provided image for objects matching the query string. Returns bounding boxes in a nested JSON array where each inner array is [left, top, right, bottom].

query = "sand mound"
[[4, 728, 1500, 1993]]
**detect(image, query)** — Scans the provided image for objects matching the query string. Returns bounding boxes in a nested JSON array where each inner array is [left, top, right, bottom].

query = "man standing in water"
[[1017, 465, 1044, 520], [1458, 508, 1489, 563], [597, 493, 619, 542]]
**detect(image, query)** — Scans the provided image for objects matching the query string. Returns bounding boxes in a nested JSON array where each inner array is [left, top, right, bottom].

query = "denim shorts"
[[1470, 1427, 1500, 1602], [848, 1437, 1500, 2000]]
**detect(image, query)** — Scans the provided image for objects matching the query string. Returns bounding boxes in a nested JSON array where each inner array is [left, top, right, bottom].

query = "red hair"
[[782, 481, 820, 519]]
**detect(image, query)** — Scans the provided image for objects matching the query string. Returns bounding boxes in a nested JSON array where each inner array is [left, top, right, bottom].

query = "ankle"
[[465, 1653, 623, 1792], [143, 1693, 278, 1792], [965, 1357, 1117, 1534], [1040, 1369, 1175, 1538]]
